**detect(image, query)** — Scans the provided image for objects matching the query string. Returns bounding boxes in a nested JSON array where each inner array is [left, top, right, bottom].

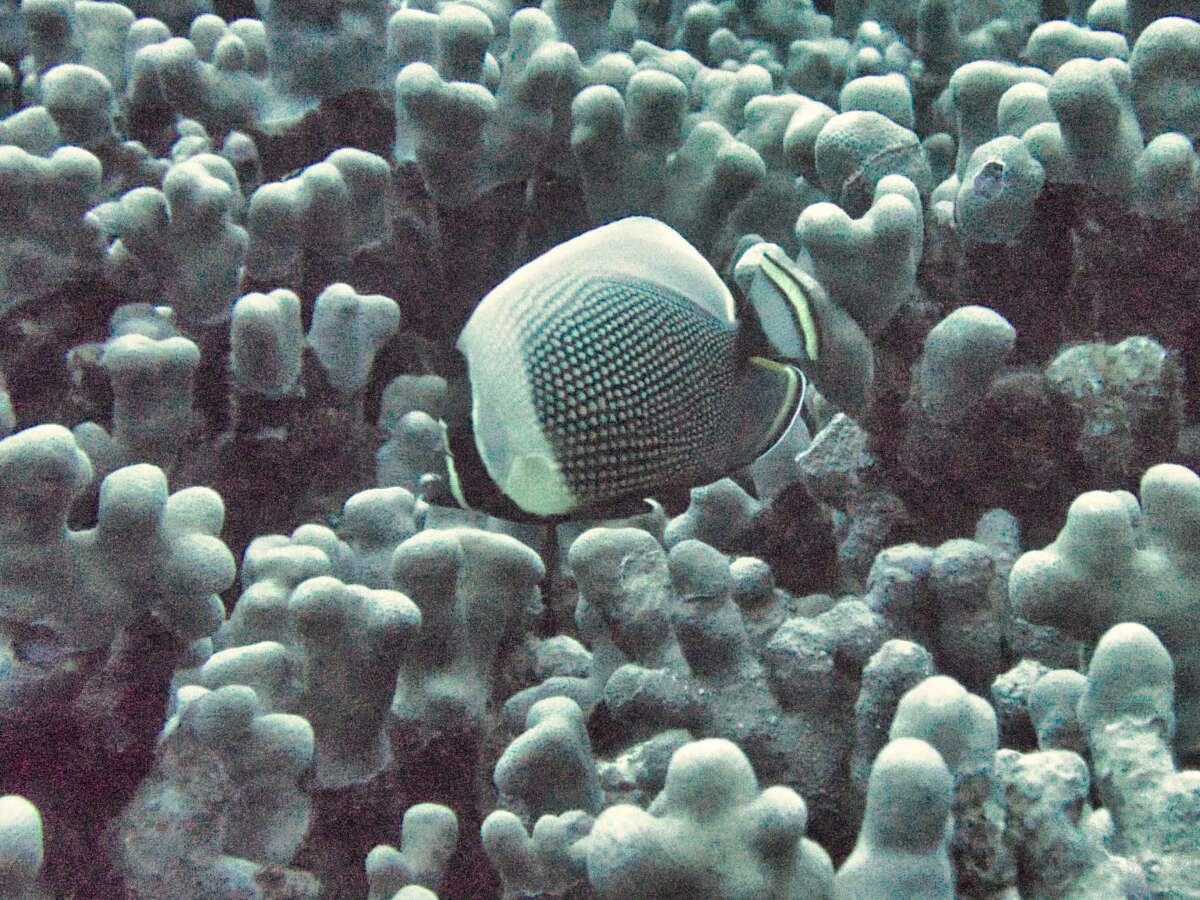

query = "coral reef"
[[2, 0, 1200, 897]]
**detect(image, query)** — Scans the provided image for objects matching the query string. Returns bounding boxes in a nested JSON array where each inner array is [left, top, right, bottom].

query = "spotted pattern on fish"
[[507, 270, 739, 502]]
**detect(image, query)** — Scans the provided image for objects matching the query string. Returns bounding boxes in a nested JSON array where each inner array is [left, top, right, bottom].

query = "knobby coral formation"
[[1, 0, 1200, 896]]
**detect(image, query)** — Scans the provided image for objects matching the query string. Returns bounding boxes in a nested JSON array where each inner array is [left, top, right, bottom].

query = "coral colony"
[[4, 0, 1200, 894]]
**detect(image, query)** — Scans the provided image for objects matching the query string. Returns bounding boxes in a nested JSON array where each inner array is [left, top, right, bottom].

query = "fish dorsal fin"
[[736, 243, 822, 363], [465, 217, 737, 334]]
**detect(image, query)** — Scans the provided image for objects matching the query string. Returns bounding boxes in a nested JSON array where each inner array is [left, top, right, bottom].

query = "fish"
[[733, 235, 874, 419], [439, 216, 841, 521]]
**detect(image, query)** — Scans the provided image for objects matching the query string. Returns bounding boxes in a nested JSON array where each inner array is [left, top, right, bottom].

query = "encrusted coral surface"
[[2, 0, 1200, 897]]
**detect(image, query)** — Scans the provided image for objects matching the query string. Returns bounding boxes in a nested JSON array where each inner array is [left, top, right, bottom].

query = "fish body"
[[446, 217, 822, 521]]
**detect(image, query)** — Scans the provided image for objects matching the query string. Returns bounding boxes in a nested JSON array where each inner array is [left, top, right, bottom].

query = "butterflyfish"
[[441, 216, 857, 521]]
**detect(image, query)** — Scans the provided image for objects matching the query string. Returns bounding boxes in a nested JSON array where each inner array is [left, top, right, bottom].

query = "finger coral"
[[3, 0, 1200, 897]]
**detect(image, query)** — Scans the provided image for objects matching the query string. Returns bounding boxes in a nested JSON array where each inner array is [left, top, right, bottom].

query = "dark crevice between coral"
[[1, 614, 183, 900]]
